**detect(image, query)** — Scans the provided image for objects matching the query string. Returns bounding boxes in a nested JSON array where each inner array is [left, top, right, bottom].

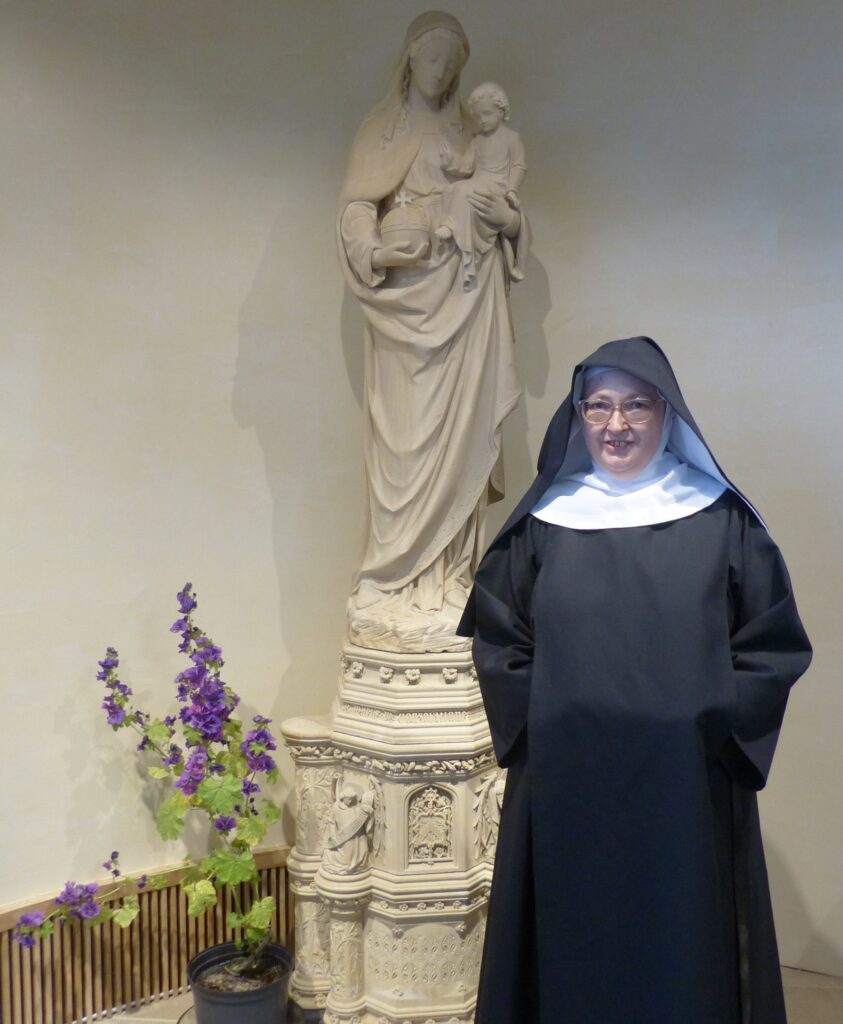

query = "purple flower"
[[164, 744, 182, 767], [56, 881, 100, 921], [137, 875, 148, 890], [241, 722, 278, 775], [242, 778, 260, 797], [176, 747, 208, 796], [245, 751, 276, 773], [19, 911, 45, 927], [136, 736, 149, 752], [170, 617, 189, 634], [14, 931, 35, 948], [214, 815, 236, 834], [110, 851, 119, 862], [177, 583, 197, 615], [79, 900, 99, 920], [96, 649, 120, 680], [193, 644, 223, 666], [102, 695, 126, 726]]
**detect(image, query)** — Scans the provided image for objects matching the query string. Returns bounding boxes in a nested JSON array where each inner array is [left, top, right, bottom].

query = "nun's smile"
[[580, 369, 666, 479]]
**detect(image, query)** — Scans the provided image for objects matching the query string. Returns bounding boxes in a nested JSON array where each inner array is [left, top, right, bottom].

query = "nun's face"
[[580, 370, 665, 479]]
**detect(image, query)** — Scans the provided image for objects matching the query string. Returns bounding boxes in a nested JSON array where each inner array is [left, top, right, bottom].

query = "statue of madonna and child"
[[338, 11, 529, 653]]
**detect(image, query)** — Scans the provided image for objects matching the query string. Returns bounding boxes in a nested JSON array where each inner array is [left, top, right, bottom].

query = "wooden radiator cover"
[[0, 846, 291, 1024]]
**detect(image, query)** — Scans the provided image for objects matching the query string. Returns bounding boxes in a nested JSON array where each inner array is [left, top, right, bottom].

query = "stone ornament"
[[408, 786, 454, 863], [282, 11, 522, 1021], [322, 782, 376, 875], [338, 10, 528, 654]]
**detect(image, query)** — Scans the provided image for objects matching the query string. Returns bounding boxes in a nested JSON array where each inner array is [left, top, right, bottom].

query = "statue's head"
[[399, 11, 469, 109], [339, 782, 362, 807]]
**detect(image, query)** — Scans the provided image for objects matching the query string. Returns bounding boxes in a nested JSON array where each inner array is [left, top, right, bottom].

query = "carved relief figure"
[[338, 11, 528, 653], [322, 782, 375, 875], [475, 769, 506, 859], [408, 785, 454, 862], [437, 82, 527, 288]]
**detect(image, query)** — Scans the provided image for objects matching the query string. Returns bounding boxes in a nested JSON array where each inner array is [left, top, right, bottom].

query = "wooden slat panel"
[[31, 937, 43, 1024], [50, 928, 63, 1024], [41, 929, 53, 1024], [8, 930, 20, 1024], [101, 912, 113, 1018], [0, 847, 289, 1024], [150, 887, 160, 1002], [168, 886, 179, 997], [110, 915, 123, 1015]]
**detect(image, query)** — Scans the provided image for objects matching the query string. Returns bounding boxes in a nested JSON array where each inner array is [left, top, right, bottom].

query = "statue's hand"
[[468, 189, 520, 236], [371, 241, 426, 269]]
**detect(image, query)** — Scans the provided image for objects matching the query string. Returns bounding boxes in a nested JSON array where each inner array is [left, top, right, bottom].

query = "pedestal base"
[[282, 644, 504, 1024]]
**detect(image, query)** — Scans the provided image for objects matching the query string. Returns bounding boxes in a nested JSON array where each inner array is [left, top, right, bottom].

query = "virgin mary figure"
[[338, 11, 529, 653]]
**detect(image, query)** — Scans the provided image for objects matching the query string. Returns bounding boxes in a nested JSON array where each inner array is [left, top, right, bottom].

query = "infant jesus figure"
[[436, 81, 527, 288]]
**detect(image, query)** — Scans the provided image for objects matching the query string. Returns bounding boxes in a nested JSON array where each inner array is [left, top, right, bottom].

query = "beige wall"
[[2, 0, 841, 974]]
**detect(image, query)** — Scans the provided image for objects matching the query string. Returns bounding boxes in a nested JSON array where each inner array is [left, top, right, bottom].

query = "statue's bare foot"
[[434, 225, 453, 241]]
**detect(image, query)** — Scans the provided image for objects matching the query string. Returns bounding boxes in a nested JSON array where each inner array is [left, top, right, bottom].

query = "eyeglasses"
[[577, 397, 665, 426]]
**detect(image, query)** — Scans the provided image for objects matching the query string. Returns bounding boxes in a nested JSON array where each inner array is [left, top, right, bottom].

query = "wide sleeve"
[[720, 505, 812, 791], [338, 201, 387, 289], [460, 516, 547, 767]]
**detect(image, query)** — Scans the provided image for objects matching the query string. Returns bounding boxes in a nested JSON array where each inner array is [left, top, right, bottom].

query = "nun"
[[458, 336, 812, 1023]]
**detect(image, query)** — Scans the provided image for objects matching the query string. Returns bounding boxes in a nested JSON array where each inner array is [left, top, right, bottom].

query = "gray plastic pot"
[[188, 942, 294, 1024]]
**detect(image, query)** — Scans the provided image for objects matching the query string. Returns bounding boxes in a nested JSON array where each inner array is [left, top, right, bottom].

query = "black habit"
[[458, 337, 812, 1024]]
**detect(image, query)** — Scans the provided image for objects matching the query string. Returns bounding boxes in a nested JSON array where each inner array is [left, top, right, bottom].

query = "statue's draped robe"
[[338, 109, 526, 614], [460, 338, 812, 1024]]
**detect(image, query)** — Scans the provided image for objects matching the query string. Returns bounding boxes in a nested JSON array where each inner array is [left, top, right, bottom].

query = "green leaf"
[[151, 874, 168, 891], [196, 773, 242, 816], [147, 766, 171, 779], [220, 750, 248, 778], [261, 800, 281, 825], [222, 720, 243, 744], [113, 896, 140, 928], [211, 849, 256, 887], [183, 726, 203, 747], [234, 815, 267, 847], [227, 911, 246, 929], [145, 718, 172, 749], [184, 879, 217, 917], [245, 896, 275, 932], [156, 792, 189, 841]]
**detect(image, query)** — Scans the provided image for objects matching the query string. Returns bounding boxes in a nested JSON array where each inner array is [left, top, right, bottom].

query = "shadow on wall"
[[765, 837, 843, 978], [488, 251, 553, 539], [232, 207, 358, 713]]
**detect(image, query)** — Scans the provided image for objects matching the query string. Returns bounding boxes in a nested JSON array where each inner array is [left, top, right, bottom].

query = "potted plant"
[[14, 583, 293, 1024]]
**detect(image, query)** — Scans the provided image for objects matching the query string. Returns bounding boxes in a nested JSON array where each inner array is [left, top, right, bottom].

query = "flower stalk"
[[15, 584, 282, 971]]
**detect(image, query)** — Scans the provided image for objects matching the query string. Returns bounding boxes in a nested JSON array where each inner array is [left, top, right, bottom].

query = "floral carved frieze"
[[287, 744, 496, 779], [295, 898, 331, 979], [366, 920, 484, 996], [296, 765, 339, 854], [408, 786, 454, 863]]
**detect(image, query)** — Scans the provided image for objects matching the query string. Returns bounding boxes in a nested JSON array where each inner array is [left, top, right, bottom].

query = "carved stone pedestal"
[[282, 645, 504, 1024]]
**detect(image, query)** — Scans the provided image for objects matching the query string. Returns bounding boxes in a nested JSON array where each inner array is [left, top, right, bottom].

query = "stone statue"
[[321, 782, 375, 875], [436, 81, 527, 288], [337, 11, 529, 653]]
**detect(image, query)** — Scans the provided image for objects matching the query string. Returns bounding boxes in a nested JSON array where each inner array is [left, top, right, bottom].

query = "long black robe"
[[459, 338, 812, 1024]]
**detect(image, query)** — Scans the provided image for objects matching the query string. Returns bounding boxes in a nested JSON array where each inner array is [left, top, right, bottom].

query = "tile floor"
[[111, 967, 843, 1023]]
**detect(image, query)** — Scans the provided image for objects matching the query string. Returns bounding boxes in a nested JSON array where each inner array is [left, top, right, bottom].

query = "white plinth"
[[282, 645, 504, 1024]]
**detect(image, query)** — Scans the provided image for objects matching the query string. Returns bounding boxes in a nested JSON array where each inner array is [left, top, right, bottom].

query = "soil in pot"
[[189, 942, 293, 1024]]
